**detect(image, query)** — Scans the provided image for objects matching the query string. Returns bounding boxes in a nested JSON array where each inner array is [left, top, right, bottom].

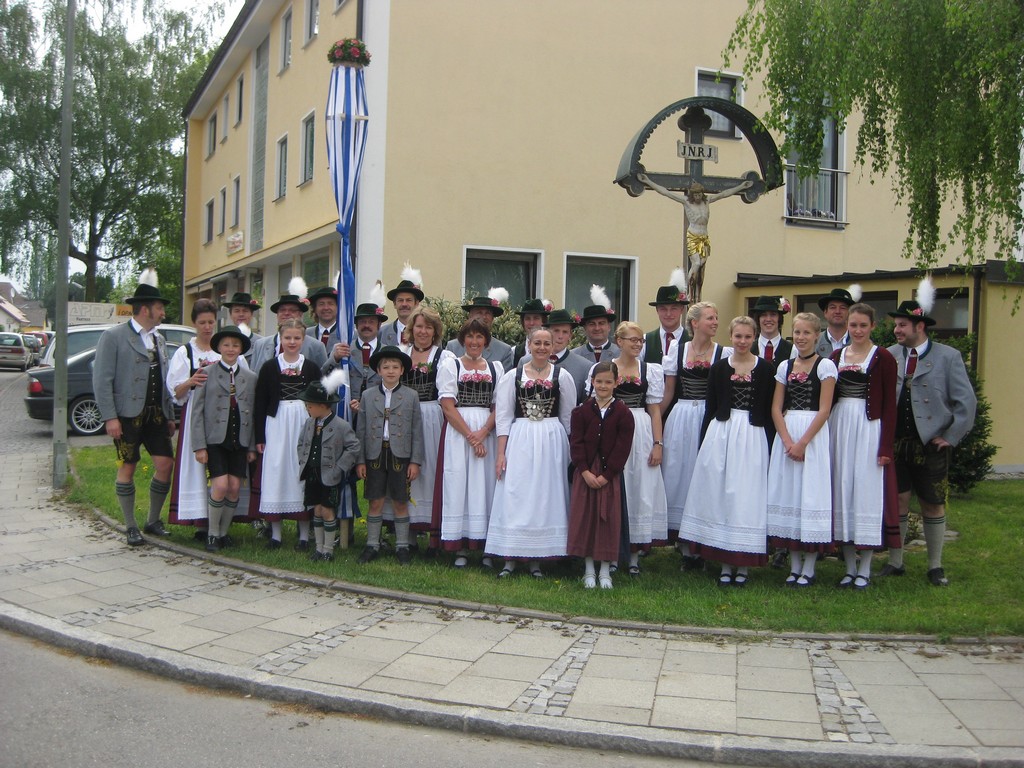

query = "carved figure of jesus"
[[638, 173, 752, 302]]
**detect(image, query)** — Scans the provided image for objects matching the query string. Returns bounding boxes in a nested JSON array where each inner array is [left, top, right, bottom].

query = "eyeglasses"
[[617, 337, 644, 344]]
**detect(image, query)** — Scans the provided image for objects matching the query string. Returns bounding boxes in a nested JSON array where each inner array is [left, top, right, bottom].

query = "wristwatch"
[[653, 440, 664, 446]]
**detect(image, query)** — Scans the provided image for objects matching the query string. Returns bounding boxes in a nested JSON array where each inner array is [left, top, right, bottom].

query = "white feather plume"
[[288, 276, 308, 299], [321, 367, 349, 394], [848, 283, 863, 303], [916, 276, 935, 315], [139, 267, 158, 288], [369, 281, 386, 309], [400, 262, 423, 288], [590, 284, 611, 310], [237, 322, 251, 337], [669, 268, 687, 292], [488, 286, 509, 305]]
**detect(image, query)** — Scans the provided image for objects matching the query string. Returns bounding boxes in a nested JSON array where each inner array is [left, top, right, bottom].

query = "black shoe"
[[267, 539, 281, 550], [206, 536, 221, 553], [680, 554, 704, 572], [218, 535, 234, 548], [357, 546, 379, 564], [927, 567, 949, 586], [143, 521, 170, 537], [321, 551, 334, 562], [193, 529, 208, 542], [126, 527, 144, 547], [396, 546, 412, 565], [879, 564, 906, 577], [294, 540, 310, 552]]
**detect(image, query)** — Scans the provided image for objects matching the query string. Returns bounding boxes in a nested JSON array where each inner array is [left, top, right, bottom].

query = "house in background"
[[181, 0, 1021, 470]]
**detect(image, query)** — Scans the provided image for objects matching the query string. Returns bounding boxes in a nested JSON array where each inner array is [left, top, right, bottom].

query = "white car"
[[41, 323, 195, 367]]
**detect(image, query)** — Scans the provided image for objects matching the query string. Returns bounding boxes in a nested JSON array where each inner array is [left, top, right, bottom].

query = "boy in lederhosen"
[[297, 371, 361, 560]]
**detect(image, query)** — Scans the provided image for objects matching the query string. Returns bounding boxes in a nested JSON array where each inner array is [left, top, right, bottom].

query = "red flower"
[[375, 307, 384, 315], [491, 298, 499, 306]]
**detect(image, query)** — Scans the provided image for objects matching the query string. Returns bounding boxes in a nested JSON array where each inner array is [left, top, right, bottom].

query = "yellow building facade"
[[183, 0, 1021, 470]]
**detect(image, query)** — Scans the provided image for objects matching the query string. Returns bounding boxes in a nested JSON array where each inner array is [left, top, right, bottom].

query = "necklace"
[[596, 396, 614, 409], [690, 340, 713, 359], [528, 361, 549, 375], [799, 352, 817, 360], [413, 345, 432, 353]]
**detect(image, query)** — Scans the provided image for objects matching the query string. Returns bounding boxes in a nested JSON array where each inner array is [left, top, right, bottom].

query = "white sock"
[[584, 557, 595, 577], [297, 519, 310, 543], [629, 552, 640, 568], [801, 552, 818, 579], [271, 521, 283, 542], [789, 550, 804, 574], [598, 561, 611, 579], [857, 550, 874, 579], [843, 544, 858, 575]]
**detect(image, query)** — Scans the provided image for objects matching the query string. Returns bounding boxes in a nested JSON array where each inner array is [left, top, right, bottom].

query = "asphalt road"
[[0, 630, 732, 768]]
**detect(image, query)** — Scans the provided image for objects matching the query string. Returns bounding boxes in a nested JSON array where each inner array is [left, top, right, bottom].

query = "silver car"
[[0, 332, 32, 370]]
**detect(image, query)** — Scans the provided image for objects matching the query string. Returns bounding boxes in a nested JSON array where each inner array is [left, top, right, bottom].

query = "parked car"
[[41, 323, 194, 367], [25, 328, 188, 436], [0, 332, 32, 371], [21, 334, 42, 367]]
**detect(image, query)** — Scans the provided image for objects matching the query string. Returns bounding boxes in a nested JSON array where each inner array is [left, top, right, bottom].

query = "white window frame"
[[206, 112, 218, 157], [231, 176, 241, 228], [280, 8, 293, 72], [218, 187, 227, 235], [562, 251, 638, 321], [462, 246, 544, 304], [235, 75, 244, 125], [221, 96, 229, 141], [695, 68, 743, 139], [304, 0, 319, 44], [784, 117, 849, 228], [204, 199, 215, 243], [275, 135, 288, 200], [299, 111, 316, 185]]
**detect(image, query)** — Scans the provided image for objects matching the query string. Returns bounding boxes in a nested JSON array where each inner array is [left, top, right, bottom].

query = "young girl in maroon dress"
[[567, 362, 634, 589]]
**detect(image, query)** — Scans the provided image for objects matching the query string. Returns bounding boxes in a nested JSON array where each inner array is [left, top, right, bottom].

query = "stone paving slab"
[[1, 451, 1024, 767]]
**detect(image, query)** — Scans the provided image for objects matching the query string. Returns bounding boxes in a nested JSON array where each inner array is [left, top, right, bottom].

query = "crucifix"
[[615, 98, 783, 303]]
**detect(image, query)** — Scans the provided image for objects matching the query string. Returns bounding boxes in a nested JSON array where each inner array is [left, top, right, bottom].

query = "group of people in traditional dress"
[[94, 266, 976, 590]]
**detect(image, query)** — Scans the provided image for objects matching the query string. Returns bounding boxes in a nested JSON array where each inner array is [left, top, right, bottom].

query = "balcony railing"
[[784, 165, 849, 227]]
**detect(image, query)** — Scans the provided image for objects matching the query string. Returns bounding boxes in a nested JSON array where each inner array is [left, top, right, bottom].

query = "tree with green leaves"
[[0, 0, 219, 305], [726, 0, 1024, 274]]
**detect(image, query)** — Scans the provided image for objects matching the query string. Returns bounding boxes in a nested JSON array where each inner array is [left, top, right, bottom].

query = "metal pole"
[[53, 0, 76, 488]]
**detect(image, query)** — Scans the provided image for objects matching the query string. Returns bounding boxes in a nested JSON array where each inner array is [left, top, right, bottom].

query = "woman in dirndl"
[[167, 299, 222, 537], [486, 327, 574, 579], [597, 321, 669, 574], [679, 316, 774, 587], [661, 301, 732, 561], [395, 305, 454, 540], [766, 312, 837, 587], [254, 318, 320, 549], [436, 319, 502, 567], [829, 303, 899, 589]]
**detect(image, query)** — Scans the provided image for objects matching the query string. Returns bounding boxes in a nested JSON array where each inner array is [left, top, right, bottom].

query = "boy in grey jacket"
[[297, 371, 361, 561]]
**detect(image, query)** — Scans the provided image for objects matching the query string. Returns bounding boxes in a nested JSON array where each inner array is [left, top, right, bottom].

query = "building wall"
[[183, 0, 1020, 467]]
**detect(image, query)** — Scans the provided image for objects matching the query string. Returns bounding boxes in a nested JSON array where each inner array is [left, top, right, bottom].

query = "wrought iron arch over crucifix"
[[615, 96, 784, 302]]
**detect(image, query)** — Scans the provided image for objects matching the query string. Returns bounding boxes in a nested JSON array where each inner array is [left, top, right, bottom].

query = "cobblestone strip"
[[511, 626, 598, 716], [251, 600, 420, 673], [808, 647, 895, 745]]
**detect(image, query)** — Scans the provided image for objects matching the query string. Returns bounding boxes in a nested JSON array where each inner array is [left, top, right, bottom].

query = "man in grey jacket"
[[249, 291, 328, 372], [884, 298, 976, 586], [93, 275, 177, 547]]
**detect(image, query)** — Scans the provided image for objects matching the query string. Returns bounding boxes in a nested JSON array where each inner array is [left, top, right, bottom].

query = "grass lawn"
[[67, 446, 1024, 638]]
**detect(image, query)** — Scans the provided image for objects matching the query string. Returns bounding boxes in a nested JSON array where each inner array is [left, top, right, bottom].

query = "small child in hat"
[[190, 326, 258, 552], [355, 346, 424, 564], [297, 370, 362, 561]]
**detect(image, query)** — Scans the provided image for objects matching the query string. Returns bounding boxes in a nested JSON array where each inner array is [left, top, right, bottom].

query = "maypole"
[[325, 37, 370, 523]]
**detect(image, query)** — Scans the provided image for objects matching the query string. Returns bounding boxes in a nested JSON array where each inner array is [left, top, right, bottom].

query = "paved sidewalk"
[[1, 451, 1022, 767]]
